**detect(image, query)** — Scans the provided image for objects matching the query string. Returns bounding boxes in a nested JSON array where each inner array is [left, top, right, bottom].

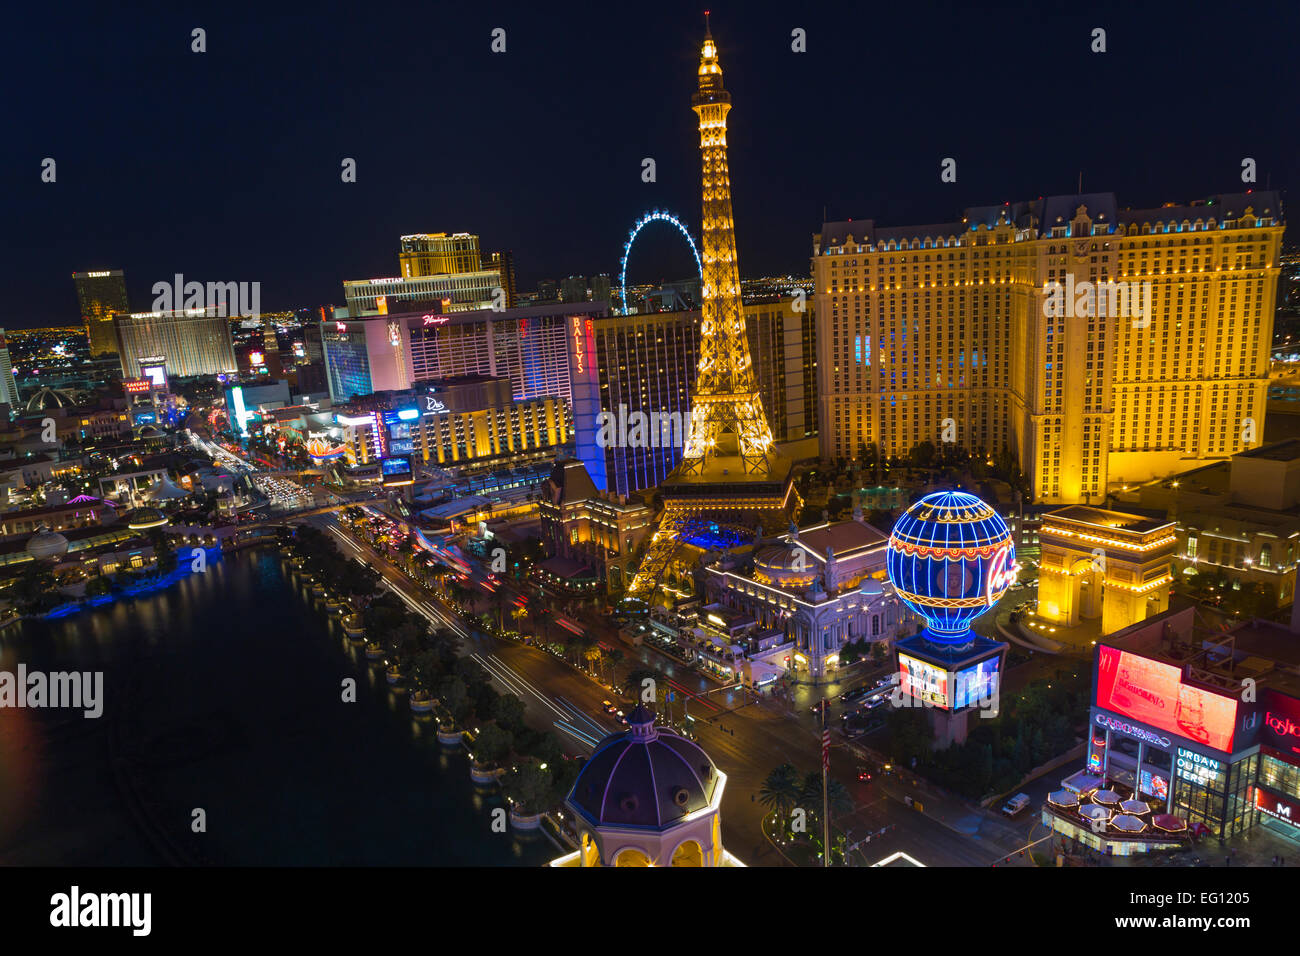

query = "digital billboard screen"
[[953, 656, 1000, 710], [898, 653, 948, 710], [1139, 769, 1169, 801], [380, 455, 413, 487], [1096, 646, 1237, 753], [142, 363, 168, 388]]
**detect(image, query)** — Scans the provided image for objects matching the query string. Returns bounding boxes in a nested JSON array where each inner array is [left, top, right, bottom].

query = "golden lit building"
[[338, 377, 568, 470], [538, 460, 653, 592], [73, 270, 130, 358], [1036, 505, 1176, 636], [1133, 438, 1300, 608], [399, 233, 483, 278], [815, 192, 1284, 504]]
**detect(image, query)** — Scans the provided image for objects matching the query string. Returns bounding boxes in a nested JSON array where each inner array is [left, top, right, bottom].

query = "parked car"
[[1001, 793, 1032, 817]]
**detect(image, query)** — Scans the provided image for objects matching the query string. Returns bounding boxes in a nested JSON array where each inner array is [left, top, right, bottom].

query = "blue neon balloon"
[[886, 490, 1016, 643]]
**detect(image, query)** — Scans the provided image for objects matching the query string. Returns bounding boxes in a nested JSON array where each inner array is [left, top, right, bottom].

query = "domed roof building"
[[127, 507, 169, 530], [26, 526, 69, 561], [550, 706, 742, 867], [24, 386, 77, 412]]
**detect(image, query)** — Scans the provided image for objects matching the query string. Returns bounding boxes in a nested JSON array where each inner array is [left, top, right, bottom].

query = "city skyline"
[[5, 0, 1300, 906], [7, 0, 1298, 327]]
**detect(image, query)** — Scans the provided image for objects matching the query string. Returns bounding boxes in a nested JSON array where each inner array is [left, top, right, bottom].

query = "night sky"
[[5, 0, 1297, 327]]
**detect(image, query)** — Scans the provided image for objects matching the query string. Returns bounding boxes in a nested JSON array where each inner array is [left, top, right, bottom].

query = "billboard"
[[1096, 646, 1237, 753], [142, 361, 168, 389], [380, 455, 413, 487], [953, 656, 1001, 710], [1261, 693, 1300, 759], [1139, 769, 1169, 801], [123, 377, 151, 394], [1255, 788, 1300, 831], [898, 652, 948, 709]]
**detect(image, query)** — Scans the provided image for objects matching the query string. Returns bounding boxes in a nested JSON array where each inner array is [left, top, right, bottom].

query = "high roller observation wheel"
[[618, 210, 703, 315]]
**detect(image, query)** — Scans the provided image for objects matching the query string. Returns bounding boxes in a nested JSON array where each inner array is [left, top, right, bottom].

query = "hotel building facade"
[[113, 309, 238, 379], [570, 297, 817, 496], [316, 298, 816, 496], [336, 376, 568, 471], [73, 269, 130, 358], [815, 191, 1284, 504]]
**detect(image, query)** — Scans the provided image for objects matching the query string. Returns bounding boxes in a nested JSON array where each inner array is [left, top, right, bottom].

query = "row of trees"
[[283, 522, 580, 816]]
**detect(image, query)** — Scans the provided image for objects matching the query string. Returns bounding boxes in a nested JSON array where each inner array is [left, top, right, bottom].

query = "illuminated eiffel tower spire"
[[679, 21, 776, 478], [625, 21, 797, 604]]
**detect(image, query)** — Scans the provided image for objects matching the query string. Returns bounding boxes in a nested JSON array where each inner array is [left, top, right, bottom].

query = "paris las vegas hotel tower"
[[815, 192, 1283, 504]]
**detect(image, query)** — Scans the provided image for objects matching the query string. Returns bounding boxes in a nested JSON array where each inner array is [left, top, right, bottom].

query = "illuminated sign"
[[571, 315, 587, 374], [230, 386, 250, 437], [83, 271, 112, 278], [142, 364, 167, 388], [1139, 770, 1169, 801], [380, 455, 414, 487], [1255, 788, 1300, 830], [984, 544, 1017, 607], [1095, 713, 1172, 748], [424, 396, 446, 414], [953, 656, 1000, 710], [1096, 646, 1237, 752], [368, 277, 403, 284], [123, 378, 152, 394], [1262, 699, 1300, 757], [335, 322, 347, 332], [248, 351, 265, 366], [397, 408, 419, 421], [421, 314, 450, 326], [1176, 747, 1222, 785], [898, 653, 949, 709]]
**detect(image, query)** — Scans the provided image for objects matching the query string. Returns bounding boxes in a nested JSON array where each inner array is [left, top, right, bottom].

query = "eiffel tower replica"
[[626, 19, 797, 604]]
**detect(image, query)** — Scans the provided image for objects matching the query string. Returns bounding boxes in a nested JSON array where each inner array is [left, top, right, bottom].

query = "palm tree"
[[584, 644, 602, 678], [800, 772, 854, 821], [509, 606, 527, 638], [759, 763, 801, 821]]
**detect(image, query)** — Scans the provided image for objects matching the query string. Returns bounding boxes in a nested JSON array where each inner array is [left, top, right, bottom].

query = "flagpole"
[[822, 698, 830, 867]]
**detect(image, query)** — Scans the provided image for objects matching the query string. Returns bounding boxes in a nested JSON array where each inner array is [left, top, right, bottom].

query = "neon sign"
[[1266, 712, 1300, 740], [335, 322, 347, 332], [1095, 713, 1171, 748], [984, 544, 1017, 607], [571, 315, 587, 374], [421, 314, 450, 326], [1176, 747, 1221, 785]]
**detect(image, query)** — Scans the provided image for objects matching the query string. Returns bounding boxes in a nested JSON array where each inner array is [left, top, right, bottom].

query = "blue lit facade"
[[322, 328, 374, 403], [886, 490, 1016, 643]]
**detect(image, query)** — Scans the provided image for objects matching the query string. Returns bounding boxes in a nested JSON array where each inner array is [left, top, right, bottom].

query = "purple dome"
[[568, 706, 720, 830]]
